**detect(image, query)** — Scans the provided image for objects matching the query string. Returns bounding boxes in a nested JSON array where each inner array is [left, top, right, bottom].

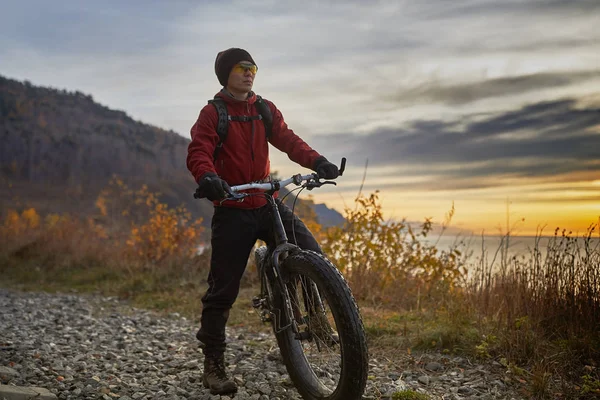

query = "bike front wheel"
[[274, 250, 368, 400]]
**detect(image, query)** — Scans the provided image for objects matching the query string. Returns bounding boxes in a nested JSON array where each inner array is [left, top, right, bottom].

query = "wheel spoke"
[[287, 272, 342, 394]]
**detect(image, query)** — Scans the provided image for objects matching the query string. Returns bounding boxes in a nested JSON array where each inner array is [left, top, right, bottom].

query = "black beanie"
[[214, 48, 256, 87]]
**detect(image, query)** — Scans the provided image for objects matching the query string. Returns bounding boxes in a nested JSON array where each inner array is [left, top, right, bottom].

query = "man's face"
[[227, 61, 257, 93]]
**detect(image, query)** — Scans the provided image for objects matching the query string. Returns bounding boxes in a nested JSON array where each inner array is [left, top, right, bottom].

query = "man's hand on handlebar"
[[194, 172, 232, 201], [313, 157, 340, 180]]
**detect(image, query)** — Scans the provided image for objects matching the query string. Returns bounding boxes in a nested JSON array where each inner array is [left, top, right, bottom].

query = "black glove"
[[313, 156, 339, 179], [194, 172, 231, 201]]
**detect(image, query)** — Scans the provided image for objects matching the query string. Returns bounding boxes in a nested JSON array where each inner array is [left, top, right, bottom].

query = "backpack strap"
[[255, 95, 273, 139], [208, 97, 229, 162]]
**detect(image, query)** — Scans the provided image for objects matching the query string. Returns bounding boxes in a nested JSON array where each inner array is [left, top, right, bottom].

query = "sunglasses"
[[232, 63, 258, 74]]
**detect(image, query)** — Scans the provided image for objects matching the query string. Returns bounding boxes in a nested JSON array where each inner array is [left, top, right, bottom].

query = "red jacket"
[[187, 91, 322, 209]]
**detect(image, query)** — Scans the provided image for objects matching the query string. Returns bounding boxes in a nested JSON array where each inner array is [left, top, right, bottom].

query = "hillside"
[[0, 75, 343, 227]]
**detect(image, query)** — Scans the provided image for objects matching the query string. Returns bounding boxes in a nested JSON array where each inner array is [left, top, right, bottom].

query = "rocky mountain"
[[314, 203, 346, 227], [0, 75, 344, 227]]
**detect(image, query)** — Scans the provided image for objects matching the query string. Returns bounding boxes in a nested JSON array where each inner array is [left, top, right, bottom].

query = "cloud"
[[434, 0, 600, 17], [388, 71, 600, 106], [0, 1, 193, 54], [313, 98, 600, 191], [2, 0, 599, 139]]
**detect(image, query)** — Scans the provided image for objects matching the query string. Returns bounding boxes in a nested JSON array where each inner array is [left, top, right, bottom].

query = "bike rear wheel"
[[274, 250, 368, 400]]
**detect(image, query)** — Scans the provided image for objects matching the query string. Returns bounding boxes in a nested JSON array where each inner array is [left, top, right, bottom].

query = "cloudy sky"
[[2, 0, 600, 236]]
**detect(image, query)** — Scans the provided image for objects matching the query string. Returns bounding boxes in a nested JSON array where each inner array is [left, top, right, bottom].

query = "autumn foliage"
[[0, 206, 111, 268], [95, 177, 203, 264], [321, 191, 465, 307], [1, 176, 204, 269]]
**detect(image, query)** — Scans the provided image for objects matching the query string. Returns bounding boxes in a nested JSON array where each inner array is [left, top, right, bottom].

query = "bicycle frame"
[[259, 192, 300, 334], [226, 161, 346, 336]]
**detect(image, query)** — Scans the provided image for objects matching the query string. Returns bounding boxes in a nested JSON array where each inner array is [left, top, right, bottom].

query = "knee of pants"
[[292, 228, 322, 253]]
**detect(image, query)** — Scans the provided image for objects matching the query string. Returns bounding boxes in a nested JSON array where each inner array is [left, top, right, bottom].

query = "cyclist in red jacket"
[[186, 47, 339, 395]]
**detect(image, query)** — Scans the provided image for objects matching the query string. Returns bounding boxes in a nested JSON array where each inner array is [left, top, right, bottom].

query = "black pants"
[[197, 199, 321, 356]]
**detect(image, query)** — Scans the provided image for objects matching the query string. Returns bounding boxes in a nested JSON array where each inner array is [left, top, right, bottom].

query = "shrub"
[[321, 191, 466, 308]]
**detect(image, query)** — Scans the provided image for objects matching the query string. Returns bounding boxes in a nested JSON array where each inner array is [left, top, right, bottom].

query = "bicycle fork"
[[251, 243, 297, 332], [252, 197, 330, 340]]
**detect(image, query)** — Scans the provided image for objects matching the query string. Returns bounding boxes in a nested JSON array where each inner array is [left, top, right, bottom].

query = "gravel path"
[[0, 289, 521, 399]]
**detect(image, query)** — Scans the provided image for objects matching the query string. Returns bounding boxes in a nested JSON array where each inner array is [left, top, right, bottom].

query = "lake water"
[[197, 232, 600, 270], [421, 233, 600, 267]]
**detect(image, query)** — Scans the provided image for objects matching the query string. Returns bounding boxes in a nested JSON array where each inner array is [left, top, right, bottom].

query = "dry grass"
[[1, 183, 599, 398], [465, 226, 600, 398]]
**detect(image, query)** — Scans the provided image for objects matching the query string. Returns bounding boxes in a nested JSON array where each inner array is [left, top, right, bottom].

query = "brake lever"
[[305, 180, 337, 190], [222, 189, 246, 203]]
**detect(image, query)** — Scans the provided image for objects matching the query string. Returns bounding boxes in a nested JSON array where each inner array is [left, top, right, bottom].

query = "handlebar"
[[225, 157, 346, 201]]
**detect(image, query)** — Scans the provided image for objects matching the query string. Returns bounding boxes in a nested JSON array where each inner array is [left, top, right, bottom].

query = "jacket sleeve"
[[267, 101, 322, 170], [186, 105, 219, 184]]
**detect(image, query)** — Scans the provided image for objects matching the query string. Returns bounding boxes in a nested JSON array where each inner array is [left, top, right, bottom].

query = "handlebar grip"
[[339, 157, 346, 176]]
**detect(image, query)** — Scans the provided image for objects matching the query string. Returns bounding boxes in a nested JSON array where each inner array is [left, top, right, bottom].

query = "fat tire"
[[274, 250, 368, 400]]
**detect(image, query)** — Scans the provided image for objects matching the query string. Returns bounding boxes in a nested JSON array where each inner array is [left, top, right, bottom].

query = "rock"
[[0, 289, 522, 400], [0, 385, 57, 400], [458, 386, 476, 395], [425, 361, 444, 372], [0, 366, 19, 383]]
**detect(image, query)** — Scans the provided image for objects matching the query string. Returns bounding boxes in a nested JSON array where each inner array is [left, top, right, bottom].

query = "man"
[[186, 47, 340, 395]]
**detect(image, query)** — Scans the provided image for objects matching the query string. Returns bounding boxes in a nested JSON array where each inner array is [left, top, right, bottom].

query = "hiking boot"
[[203, 354, 237, 395]]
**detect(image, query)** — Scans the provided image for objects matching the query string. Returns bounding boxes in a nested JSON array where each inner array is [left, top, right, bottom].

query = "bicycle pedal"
[[260, 310, 272, 323], [251, 296, 263, 309]]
